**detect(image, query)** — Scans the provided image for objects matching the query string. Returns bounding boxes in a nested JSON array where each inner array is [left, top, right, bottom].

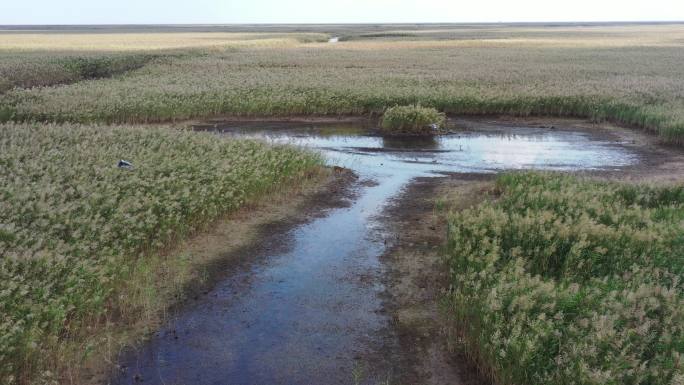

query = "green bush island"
[[380, 105, 446, 134]]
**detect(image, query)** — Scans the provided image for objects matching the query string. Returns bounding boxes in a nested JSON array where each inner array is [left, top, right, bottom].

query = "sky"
[[1, 0, 683, 25]]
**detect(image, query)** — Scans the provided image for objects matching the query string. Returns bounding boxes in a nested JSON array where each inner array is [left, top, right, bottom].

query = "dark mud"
[[379, 175, 495, 385]]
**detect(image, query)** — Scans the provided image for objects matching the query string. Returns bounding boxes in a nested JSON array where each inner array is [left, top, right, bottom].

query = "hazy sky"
[[1, 0, 683, 25]]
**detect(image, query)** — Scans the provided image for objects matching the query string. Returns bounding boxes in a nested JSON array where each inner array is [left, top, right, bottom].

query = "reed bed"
[[0, 123, 321, 384], [445, 173, 684, 385], [1, 25, 684, 142], [0, 53, 158, 93], [0, 32, 326, 93]]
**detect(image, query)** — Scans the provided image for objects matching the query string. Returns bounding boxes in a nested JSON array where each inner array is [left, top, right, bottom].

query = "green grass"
[[444, 173, 684, 385], [0, 52, 157, 93], [380, 105, 446, 134], [0, 123, 322, 384], [1, 24, 684, 143], [58, 54, 156, 81]]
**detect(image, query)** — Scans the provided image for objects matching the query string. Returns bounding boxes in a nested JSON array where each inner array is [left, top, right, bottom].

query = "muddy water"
[[113, 121, 638, 385]]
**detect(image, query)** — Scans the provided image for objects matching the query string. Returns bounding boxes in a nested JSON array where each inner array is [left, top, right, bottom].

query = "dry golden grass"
[[0, 32, 326, 51], [335, 24, 684, 47]]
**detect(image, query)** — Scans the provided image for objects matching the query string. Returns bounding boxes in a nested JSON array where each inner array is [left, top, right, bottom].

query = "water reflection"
[[381, 135, 440, 151], [198, 123, 638, 177]]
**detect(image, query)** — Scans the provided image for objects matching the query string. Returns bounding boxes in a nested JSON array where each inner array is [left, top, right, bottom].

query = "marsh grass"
[[0, 123, 322, 384], [444, 173, 684, 385], [380, 105, 446, 134], [58, 55, 155, 81], [2, 25, 684, 143], [0, 53, 158, 93], [0, 31, 326, 93]]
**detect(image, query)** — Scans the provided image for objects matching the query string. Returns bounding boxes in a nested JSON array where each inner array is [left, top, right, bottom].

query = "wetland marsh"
[[1, 24, 683, 385]]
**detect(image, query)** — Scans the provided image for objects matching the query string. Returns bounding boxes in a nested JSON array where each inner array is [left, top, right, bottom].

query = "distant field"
[[1, 23, 684, 143], [0, 32, 325, 92], [0, 31, 327, 51]]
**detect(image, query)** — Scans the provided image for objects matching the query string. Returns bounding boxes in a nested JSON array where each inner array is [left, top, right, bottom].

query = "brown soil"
[[380, 174, 495, 385]]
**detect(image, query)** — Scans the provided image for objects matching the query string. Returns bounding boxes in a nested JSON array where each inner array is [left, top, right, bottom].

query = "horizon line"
[[2, 20, 684, 27]]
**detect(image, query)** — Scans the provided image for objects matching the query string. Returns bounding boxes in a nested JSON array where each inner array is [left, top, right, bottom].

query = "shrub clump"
[[445, 173, 684, 385], [380, 105, 446, 134]]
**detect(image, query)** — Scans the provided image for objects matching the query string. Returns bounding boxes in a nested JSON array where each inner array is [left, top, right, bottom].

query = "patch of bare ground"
[[588, 122, 684, 183], [72, 166, 357, 385], [380, 174, 495, 385]]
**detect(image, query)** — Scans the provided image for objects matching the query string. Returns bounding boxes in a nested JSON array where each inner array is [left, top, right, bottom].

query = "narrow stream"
[[113, 120, 638, 385]]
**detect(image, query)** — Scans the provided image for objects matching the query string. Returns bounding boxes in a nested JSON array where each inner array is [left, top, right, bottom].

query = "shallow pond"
[[113, 121, 638, 385], [208, 121, 636, 177]]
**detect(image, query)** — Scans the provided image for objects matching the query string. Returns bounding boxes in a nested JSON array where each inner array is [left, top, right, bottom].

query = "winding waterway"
[[113, 119, 638, 385]]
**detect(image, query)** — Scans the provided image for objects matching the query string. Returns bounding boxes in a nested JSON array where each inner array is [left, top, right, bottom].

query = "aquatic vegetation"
[[380, 105, 445, 134], [0, 123, 321, 384], [445, 173, 684, 385], [1, 25, 684, 143]]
